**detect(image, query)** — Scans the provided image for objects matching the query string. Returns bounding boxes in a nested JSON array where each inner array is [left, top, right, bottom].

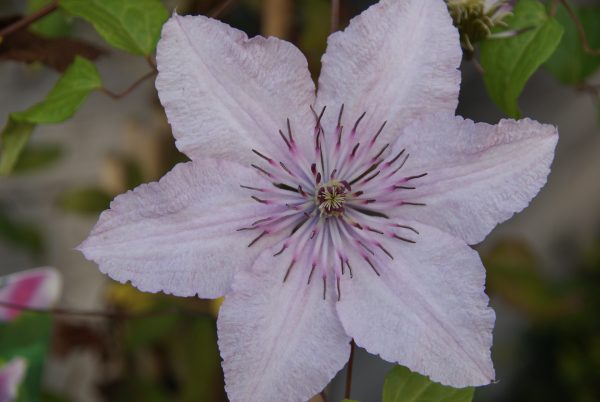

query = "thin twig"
[[209, 0, 236, 18], [344, 339, 356, 399], [0, 0, 59, 39], [146, 55, 157, 71], [101, 70, 156, 100], [330, 0, 340, 33], [0, 300, 211, 320], [560, 0, 600, 56]]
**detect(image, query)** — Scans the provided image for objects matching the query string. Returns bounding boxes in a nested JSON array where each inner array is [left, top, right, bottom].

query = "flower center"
[[316, 180, 349, 217]]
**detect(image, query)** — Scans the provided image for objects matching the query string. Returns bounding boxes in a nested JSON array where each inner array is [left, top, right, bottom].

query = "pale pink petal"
[[392, 114, 558, 244], [316, 0, 461, 144], [218, 244, 351, 402], [0, 267, 61, 321], [336, 223, 495, 388], [156, 13, 316, 163], [0, 358, 27, 402], [78, 159, 283, 299]]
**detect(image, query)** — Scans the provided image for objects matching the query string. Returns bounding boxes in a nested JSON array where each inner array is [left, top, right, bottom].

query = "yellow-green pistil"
[[316, 180, 348, 217]]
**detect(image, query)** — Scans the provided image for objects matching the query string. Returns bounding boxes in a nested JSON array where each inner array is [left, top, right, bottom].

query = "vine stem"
[[330, 0, 340, 33], [559, 0, 600, 56], [0, 300, 210, 320], [101, 70, 156, 100], [344, 339, 356, 399], [0, 0, 59, 40]]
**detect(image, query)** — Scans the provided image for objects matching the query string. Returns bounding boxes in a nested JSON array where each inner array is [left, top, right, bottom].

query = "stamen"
[[345, 260, 353, 278], [279, 161, 294, 176], [252, 149, 272, 163], [337, 277, 341, 301], [404, 173, 428, 181], [394, 224, 420, 235], [378, 244, 394, 260], [371, 121, 387, 144], [337, 104, 344, 127], [372, 144, 389, 161], [307, 264, 316, 284], [273, 244, 287, 256], [287, 118, 294, 144], [351, 143, 360, 158], [251, 164, 273, 178], [273, 183, 299, 192], [352, 111, 366, 133], [278, 129, 292, 150], [393, 234, 416, 243], [239, 184, 263, 192], [349, 205, 389, 219], [248, 231, 267, 247], [364, 257, 380, 276], [283, 260, 295, 282], [251, 195, 269, 204]]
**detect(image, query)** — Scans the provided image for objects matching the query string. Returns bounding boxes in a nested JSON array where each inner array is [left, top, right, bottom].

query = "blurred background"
[[0, 0, 599, 401]]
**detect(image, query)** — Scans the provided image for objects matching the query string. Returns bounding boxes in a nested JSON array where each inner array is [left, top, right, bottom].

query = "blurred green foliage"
[[97, 284, 226, 402], [488, 240, 600, 402], [57, 187, 112, 215], [383, 365, 474, 402], [0, 313, 54, 402], [0, 207, 44, 255], [545, 5, 600, 85], [12, 144, 63, 174]]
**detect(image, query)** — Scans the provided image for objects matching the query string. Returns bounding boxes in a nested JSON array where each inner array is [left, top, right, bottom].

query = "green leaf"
[[544, 5, 600, 85], [0, 118, 35, 175], [12, 56, 101, 124], [28, 0, 73, 38], [59, 0, 168, 56], [480, 0, 564, 117], [13, 144, 63, 174], [382, 366, 474, 402], [57, 187, 112, 215], [0, 57, 100, 174]]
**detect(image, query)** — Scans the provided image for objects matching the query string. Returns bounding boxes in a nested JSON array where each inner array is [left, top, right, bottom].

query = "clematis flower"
[[0, 267, 62, 321], [0, 358, 27, 402], [78, 0, 558, 400]]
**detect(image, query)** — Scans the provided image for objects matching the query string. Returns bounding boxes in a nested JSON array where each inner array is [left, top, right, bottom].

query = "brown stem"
[[319, 389, 328, 402], [101, 70, 156, 100], [0, 0, 59, 39], [576, 82, 600, 101], [549, 0, 559, 17], [331, 0, 340, 33], [209, 0, 236, 18], [560, 0, 600, 56], [344, 339, 356, 399], [0, 299, 210, 320]]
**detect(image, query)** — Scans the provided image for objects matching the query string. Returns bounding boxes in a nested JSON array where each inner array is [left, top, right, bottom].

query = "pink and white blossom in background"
[[78, 0, 558, 401], [0, 267, 62, 321], [0, 358, 27, 402]]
